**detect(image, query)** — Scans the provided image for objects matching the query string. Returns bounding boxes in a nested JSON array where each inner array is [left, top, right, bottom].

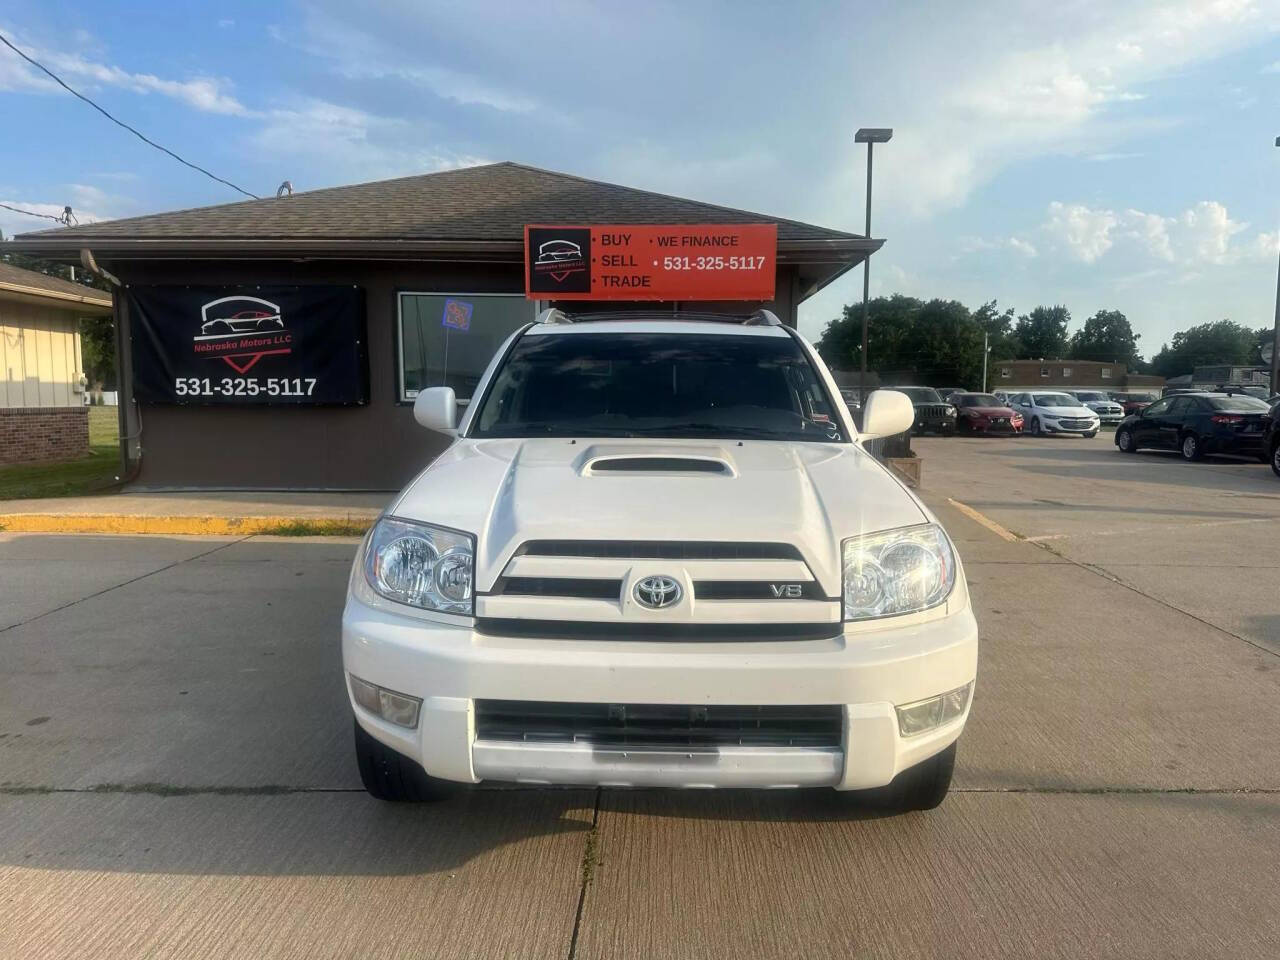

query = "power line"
[[0, 201, 70, 224], [0, 31, 260, 201]]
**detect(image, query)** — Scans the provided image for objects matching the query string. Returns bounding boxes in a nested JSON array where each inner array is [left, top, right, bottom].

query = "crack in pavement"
[[0, 536, 251, 634]]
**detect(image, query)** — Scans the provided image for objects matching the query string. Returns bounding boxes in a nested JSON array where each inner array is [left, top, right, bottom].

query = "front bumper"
[[1041, 418, 1099, 434], [342, 596, 979, 791], [914, 416, 956, 433]]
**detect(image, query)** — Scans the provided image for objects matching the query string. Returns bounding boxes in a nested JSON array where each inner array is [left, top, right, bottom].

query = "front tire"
[[852, 741, 957, 812], [1180, 433, 1204, 462], [354, 718, 454, 802], [1271, 441, 1280, 478], [1029, 417, 1041, 436], [1116, 427, 1137, 453]]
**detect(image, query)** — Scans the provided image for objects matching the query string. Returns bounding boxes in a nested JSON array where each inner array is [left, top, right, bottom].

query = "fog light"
[[349, 674, 381, 715], [348, 674, 422, 729], [378, 689, 422, 728], [896, 682, 973, 737]]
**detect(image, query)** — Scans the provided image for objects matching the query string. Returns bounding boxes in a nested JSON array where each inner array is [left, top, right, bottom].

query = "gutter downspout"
[[80, 249, 138, 485]]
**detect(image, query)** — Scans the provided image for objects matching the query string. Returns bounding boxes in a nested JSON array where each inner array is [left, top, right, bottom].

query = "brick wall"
[[0, 407, 91, 465]]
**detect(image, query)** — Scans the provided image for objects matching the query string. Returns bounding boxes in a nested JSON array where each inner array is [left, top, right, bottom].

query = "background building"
[[991, 359, 1164, 395], [0, 262, 110, 464], [12, 162, 879, 489]]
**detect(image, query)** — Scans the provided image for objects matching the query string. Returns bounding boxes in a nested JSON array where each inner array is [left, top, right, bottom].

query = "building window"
[[1000, 367, 1011, 379], [1101, 367, 1112, 379], [398, 292, 535, 401], [1062, 366, 1072, 377], [1040, 366, 1049, 378]]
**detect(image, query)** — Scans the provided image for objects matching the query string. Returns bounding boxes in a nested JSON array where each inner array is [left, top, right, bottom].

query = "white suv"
[[343, 310, 978, 811]]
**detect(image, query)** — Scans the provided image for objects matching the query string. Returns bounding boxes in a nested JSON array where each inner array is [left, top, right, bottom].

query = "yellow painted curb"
[[0, 514, 375, 536]]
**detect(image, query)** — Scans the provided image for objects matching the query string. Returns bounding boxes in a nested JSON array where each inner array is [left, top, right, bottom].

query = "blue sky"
[[1, 0, 1278, 355]]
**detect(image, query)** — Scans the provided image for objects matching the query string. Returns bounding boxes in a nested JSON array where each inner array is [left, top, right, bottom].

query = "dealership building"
[[13, 163, 878, 489]]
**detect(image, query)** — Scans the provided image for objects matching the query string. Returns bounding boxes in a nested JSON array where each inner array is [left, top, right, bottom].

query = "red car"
[[1110, 392, 1156, 416], [952, 392, 1024, 434]]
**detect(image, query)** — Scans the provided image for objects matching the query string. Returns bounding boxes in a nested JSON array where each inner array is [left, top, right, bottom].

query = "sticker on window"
[[442, 299, 473, 331]]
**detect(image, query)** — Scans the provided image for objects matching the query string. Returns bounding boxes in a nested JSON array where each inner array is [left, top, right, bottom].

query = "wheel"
[[1180, 433, 1203, 462], [1116, 427, 1137, 453], [852, 741, 956, 812], [1271, 441, 1280, 478], [1029, 417, 1042, 436], [353, 717, 454, 801]]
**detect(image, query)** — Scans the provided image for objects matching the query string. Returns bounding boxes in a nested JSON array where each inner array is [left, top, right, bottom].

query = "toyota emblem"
[[633, 575, 682, 610]]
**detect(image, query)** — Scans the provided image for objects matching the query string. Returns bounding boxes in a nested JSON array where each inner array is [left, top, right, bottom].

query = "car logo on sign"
[[634, 575, 682, 609]]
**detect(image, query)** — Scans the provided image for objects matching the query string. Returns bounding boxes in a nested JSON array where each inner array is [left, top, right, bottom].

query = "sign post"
[[525, 224, 777, 301]]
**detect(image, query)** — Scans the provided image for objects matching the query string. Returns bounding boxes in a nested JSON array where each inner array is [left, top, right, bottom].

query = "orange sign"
[[525, 224, 777, 301]]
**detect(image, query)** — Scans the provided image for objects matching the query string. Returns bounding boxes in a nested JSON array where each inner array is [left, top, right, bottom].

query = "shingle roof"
[[0, 260, 112, 307], [15, 162, 860, 245]]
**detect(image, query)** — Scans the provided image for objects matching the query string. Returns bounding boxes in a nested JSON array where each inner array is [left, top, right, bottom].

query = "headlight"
[[363, 516, 474, 614], [842, 523, 956, 621]]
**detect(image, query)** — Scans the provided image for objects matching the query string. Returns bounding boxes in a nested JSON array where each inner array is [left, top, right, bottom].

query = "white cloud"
[[1044, 201, 1119, 262], [878, 0, 1274, 216], [1008, 236, 1038, 258], [1040, 199, 1265, 266], [0, 29, 247, 114], [251, 98, 489, 180]]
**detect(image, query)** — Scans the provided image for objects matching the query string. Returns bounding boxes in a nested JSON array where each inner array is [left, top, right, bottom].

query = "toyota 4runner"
[[342, 309, 978, 811]]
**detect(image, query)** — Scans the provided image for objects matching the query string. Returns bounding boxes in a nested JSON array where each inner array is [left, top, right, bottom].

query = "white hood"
[[391, 438, 926, 595], [1040, 405, 1097, 417]]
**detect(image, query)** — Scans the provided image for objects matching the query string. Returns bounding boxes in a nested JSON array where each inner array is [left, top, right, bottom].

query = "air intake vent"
[[589, 456, 729, 474]]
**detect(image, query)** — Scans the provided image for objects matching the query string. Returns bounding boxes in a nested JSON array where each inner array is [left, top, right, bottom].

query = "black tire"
[[1271, 440, 1280, 478], [1029, 417, 1041, 436], [852, 741, 957, 812], [354, 718, 454, 802], [1180, 432, 1204, 462], [1083, 430, 1098, 439], [1116, 427, 1137, 453]]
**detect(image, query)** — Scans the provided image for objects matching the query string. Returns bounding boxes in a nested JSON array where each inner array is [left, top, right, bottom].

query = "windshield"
[[1033, 393, 1079, 407], [471, 331, 844, 442], [896, 387, 943, 403], [956, 394, 1002, 407], [1207, 396, 1269, 412], [1074, 391, 1106, 402]]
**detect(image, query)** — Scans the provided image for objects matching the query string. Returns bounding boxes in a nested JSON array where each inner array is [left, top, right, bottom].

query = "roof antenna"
[[276, 181, 293, 198]]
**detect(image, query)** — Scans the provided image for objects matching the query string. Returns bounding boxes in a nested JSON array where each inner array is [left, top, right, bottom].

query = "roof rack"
[[534, 308, 781, 327]]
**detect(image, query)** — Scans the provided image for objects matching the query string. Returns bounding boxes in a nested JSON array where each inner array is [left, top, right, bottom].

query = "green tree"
[[973, 299, 1023, 364], [1069, 309, 1143, 368], [1014, 305, 1071, 359], [1150, 320, 1261, 378]]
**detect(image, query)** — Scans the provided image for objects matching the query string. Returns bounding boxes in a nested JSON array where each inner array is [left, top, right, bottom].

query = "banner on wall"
[[126, 285, 368, 405], [524, 223, 777, 301]]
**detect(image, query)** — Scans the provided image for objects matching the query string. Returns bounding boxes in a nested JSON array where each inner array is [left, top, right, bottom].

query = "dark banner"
[[127, 285, 368, 405]]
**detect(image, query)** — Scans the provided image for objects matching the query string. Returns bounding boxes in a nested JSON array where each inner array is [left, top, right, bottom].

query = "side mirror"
[[860, 389, 915, 440], [413, 386, 458, 434]]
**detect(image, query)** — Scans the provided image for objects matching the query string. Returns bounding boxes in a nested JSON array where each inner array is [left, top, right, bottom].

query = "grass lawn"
[[0, 407, 121, 501]]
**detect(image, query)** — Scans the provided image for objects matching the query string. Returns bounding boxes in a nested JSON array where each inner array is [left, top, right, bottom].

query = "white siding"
[[0, 299, 84, 408]]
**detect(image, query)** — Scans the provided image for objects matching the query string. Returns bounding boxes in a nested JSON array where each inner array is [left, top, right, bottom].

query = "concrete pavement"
[[1, 440, 1278, 958]]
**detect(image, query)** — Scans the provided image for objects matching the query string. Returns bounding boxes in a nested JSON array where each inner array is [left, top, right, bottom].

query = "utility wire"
[[0, 31, 260, 200], [0, 201, 69, 224]]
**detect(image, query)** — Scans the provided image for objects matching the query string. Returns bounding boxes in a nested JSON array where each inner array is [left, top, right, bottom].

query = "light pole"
[[1271, 136, 1280, 396], [855, 127, 892, 403]]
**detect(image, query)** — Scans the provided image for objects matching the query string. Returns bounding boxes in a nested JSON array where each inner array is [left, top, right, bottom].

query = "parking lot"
[[2, 435, 1278, 959]]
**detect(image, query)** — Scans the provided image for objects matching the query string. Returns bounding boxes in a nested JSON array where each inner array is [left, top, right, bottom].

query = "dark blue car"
[[1114, 392, 1271, 462]]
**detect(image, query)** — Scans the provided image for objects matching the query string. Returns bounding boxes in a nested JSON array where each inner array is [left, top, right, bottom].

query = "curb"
[[0, 514, 376, 536]]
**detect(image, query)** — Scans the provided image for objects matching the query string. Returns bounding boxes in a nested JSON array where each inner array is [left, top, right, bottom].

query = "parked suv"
[[1067, 390, 1125, 425], [896, 386, 957, 435], [343, 310, 978, 811]]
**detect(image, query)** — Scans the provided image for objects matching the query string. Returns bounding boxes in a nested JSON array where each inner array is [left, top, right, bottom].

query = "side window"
[[1143, 398, 1172, 417], [1166, 397, 1191, 416]]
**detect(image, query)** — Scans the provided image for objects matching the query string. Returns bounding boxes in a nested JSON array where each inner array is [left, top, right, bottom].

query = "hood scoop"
[[578, 444, 737, 477]]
